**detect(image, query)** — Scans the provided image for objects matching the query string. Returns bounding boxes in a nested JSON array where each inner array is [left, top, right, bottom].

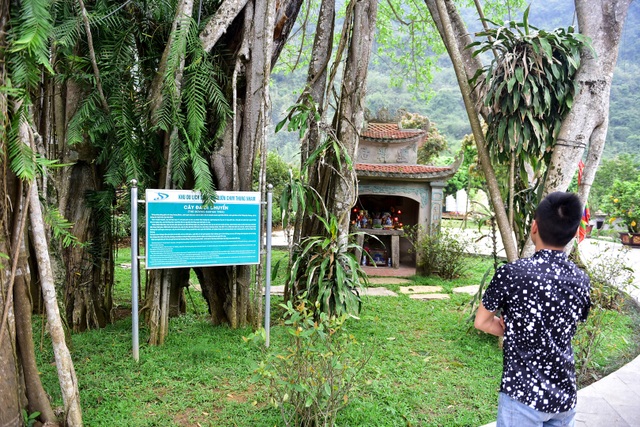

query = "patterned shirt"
[[482, 249, 591, 413]]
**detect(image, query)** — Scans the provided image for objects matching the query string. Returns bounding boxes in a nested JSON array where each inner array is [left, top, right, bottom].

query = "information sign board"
[[145, 190, 261, 269]]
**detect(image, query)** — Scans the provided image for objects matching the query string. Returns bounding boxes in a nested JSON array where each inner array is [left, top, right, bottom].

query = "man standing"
[[475, 192, 591, 426]]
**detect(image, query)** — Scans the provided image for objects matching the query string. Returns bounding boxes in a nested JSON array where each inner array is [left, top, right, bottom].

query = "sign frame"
[[145, 189, 261, 269]]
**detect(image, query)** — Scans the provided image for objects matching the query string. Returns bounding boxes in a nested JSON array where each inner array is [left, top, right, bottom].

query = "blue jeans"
[[497, 393, 576, 427]]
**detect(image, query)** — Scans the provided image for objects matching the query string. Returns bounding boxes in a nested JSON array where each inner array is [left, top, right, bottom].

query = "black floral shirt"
[[482, 249, 591, 413]]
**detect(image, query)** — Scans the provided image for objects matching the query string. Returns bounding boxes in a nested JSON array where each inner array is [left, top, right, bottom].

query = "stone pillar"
[[355, 233, 365, 265], [391, 234, 400, 268], [429, 181, 446, 233]]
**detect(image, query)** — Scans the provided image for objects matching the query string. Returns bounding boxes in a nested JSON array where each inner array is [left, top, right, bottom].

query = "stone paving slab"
[[399, 285, 443, 294], [368, 277, 413, 285], [408, 293, 450, 300], [587, 375, 640, 407], [614, 403, 640, 426], [452, 285, 480, 295], [361, 287, 398, 297]]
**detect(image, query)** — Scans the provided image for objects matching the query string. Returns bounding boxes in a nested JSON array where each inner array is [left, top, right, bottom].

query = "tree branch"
[[432, 0, 518, 261], [77, 0, 110, 113], [199, 0, 250, 52]]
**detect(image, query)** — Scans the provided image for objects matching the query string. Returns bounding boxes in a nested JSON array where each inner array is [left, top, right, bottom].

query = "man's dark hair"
[[535, 192, 582, 247]]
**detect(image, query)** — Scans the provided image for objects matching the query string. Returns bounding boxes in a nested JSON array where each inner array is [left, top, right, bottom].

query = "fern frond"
[[7, 110, 37, 180], [43, 203, 79, 248], [170, 132, 189, 188], [9, 0, 55, 75]]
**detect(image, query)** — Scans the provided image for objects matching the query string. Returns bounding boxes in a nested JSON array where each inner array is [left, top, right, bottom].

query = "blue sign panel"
[[145, 190, 261, 269]]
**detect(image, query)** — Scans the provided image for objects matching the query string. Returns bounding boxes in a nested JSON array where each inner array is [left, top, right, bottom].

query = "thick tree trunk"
[[14, 235, 58, 423], [427, 0, 519, 261], [8, 183, 57, 423], [0, 276, 21, 426], [544, 0, 630, 197], [60, 160, 113, 332], [283, 0, 335, 300], [145, 0, 194, 345], [332, 0, 377, 223], [202, 0, 279, 328], [522, 0, 631, 256], [51, 50, 114, 332], [200, 0, 250, 52], [3, 4, 58, 421], [0, 43, 23, 425], [0, 206, 22, 427]]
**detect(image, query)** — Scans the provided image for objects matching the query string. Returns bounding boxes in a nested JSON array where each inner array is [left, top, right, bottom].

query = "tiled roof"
[[361, 123, 426, 141], [356, 164, 449, 174], [355, 163, 457, 180]]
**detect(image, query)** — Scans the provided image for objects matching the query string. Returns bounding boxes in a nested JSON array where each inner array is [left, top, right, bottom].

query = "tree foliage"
[[469, 8, 587, 171], [591, 153, 640, 212], [417, 124, 448, 164], [465, 8, 590, 252]]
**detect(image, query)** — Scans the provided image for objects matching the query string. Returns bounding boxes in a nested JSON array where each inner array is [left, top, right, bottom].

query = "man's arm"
[[474, 303, 505, 337]]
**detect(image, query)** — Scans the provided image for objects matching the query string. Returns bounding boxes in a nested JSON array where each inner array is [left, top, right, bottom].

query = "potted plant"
[[603, 176, 640, 247]]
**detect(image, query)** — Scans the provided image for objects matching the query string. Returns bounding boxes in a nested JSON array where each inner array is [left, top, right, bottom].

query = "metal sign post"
[[130, 179, 140, 362], [265, 186, 273, 347]]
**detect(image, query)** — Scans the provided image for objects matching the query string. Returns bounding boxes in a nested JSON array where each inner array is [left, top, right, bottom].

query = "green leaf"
[[515, 67, 524, 84], [539, 37, 553, 59]]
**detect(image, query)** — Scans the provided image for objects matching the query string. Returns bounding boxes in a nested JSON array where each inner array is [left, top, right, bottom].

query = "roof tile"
[[355, 163, 450, 174], [361, 123, 426, 140]]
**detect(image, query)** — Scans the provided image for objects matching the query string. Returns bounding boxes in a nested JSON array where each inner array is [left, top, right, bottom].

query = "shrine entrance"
[[351, 195, 419, 267]]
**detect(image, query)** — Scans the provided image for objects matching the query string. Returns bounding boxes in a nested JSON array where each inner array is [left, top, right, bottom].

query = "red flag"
[[577, 161, 590, 243]]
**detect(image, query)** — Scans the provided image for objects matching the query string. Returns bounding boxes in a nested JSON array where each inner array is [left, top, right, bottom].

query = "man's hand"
[[474, 303, 505, 337]]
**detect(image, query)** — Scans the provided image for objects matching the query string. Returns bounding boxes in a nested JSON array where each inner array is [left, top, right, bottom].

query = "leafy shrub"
[[407, 226, 469, 279], [602, 175, 640, 233], [573, 247, 636, 379], [114, 213, 131, 239], [287, 215, 368, 317], [245, 298, 369, 427]]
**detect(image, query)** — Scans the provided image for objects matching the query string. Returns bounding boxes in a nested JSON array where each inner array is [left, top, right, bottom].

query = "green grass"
[[33, 251, 640, 427]]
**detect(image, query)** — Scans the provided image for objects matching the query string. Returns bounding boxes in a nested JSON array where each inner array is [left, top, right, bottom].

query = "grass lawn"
[[33, 250, 640, 427]]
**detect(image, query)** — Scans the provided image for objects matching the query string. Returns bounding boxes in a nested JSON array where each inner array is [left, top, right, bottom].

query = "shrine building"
[[353, 122, 461, 269]]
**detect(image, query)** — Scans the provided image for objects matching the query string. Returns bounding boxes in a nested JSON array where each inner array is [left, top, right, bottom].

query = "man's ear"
[[531, 219, 538, 235]]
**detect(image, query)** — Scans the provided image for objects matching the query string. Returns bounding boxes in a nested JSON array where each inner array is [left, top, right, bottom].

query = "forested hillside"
[[269, 0, 640, 163]]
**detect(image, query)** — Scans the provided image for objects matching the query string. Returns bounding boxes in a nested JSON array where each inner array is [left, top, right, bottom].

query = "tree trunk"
[[201, 0, 284, 328], [0, 276, 22, 426], [523, 0, 631, 256], [544, 0, 631, 198], [48, 41, 115, 332], [332, 0, 377, 221], [0, 16, 22, 414], [0, 197, 22, 427], [24, 115, 83, 425], [145, 0, 194, 345], [281, 0, 335, 300], [60, 159, 113, 332], [1, 2, 57, 423], [8, 180, 57, 423], [427, 0, 519, 261], [14, 232, 58, 423]]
